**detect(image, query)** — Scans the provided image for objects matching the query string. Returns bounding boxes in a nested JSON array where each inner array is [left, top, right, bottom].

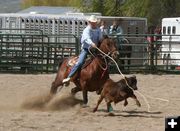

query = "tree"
[[103, 0, 124, 16], [145, 0, 163, 26], [91, 0, 104, 14], [21, 0, 81, 8], [21, 0, 180, 27], [160, 0, 178, 17]]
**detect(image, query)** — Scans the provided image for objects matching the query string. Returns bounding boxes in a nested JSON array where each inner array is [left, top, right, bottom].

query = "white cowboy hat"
[[87, 15, 98, 23]]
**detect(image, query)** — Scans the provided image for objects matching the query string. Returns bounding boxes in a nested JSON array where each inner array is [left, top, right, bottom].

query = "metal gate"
[[0, 29, 79, 73]]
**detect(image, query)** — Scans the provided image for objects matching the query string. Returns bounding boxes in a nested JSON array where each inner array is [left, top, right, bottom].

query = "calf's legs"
[[124, 99, 128, 106], [131, 94, 141, 107], [93, 95, 104, 112]]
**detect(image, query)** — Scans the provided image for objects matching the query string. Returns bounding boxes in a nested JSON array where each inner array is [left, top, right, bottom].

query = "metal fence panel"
[[0, 29, 78, 73]]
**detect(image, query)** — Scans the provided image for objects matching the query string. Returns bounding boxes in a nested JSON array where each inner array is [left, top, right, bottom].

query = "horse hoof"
[[49, 92, 55, 97], [81, 104, 88, 108], [137, 102, 141, 107], [93, 108, 97, 113], [64, 83, 70, 87], [124, 102, 128, 107]]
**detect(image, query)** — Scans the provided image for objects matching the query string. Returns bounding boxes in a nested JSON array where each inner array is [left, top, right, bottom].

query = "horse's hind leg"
[[50, 80, 63, 94], [82, 90, 88, 107]]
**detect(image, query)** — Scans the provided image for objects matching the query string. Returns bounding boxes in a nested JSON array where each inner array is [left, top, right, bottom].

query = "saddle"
[[67, 56, 93, 69]]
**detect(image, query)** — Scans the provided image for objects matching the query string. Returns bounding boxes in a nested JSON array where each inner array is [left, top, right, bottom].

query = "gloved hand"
[[91, 43, 97, 48]]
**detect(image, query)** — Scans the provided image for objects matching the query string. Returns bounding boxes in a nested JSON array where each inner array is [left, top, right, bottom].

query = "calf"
[[93, 76, 141, 113]]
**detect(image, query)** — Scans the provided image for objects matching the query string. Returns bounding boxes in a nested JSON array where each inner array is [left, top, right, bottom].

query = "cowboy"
[[108, 20, 123, 35], [62, 15, 103, 84], [100, 20, 108, 38], [108, 20, 124, 47]]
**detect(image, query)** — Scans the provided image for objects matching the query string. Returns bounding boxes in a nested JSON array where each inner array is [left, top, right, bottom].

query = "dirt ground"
[[0, 73, 179, 131]]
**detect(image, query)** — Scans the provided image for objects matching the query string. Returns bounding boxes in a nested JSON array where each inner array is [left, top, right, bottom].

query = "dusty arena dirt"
[[0, 73, 179, 131]]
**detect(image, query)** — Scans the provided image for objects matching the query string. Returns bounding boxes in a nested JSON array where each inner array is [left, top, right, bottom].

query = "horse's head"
[[99, 38, 119, 60]]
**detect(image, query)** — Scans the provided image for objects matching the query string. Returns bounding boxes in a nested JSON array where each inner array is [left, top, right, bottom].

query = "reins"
[[94, 46, 169, 112]]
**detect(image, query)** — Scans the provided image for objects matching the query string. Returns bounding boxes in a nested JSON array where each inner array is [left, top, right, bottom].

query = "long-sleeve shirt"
[[81, 25, 102, 49], [100, 25, 108, 36], [108, 25, 123, 35]]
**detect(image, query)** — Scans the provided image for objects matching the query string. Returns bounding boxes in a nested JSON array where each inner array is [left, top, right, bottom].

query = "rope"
[[95, 46, 169, 112], [88, 47, 108, 71]]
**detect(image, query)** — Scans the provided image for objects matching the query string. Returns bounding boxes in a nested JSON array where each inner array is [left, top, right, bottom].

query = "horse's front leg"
[[82, 90, 88, 107], [50, 80, 63, 94], [93, 95, 104, 112], [50, 62, 68, 95]]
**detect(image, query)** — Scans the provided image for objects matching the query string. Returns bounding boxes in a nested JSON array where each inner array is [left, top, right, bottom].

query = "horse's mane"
[[98, 36, 109, 48]]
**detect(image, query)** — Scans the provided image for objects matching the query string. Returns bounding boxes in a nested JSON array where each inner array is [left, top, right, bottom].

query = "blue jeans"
[[68, 48, 88, 78]]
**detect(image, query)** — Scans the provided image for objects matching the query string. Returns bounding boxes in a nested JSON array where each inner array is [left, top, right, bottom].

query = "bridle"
[[88, 41, 118, 73], [100, 38, 119, 58]]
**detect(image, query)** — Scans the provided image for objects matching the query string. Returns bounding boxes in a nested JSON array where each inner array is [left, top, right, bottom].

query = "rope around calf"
[[95, 46, 169, 112]]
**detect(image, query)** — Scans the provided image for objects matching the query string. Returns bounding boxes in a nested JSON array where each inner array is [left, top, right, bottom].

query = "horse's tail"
[[58, 58, 65, 67]]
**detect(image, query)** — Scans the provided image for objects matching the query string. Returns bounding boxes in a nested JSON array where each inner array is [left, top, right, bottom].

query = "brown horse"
[[50, 38, 119, 105]]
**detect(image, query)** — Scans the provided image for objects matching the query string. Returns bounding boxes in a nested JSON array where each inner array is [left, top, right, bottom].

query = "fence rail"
[[0, 29, 79, 73], [109, 34, 180, 74], [0, 30, 180, 74]]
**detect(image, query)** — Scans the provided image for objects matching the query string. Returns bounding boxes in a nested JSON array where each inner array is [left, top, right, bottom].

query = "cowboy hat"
[[87, 15, 98, 23]]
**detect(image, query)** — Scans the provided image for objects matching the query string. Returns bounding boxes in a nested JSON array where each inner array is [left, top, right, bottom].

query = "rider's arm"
[[82, 27, 95, 46], [116, 26, 123, 35], [108, 25, 114, 35]]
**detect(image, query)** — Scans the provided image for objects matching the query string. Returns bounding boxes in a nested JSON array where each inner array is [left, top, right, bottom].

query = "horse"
[[50, 38, 119, 106]]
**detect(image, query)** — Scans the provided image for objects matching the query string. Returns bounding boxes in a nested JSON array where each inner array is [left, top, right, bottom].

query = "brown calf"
[[93, 76, 141, 113]]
